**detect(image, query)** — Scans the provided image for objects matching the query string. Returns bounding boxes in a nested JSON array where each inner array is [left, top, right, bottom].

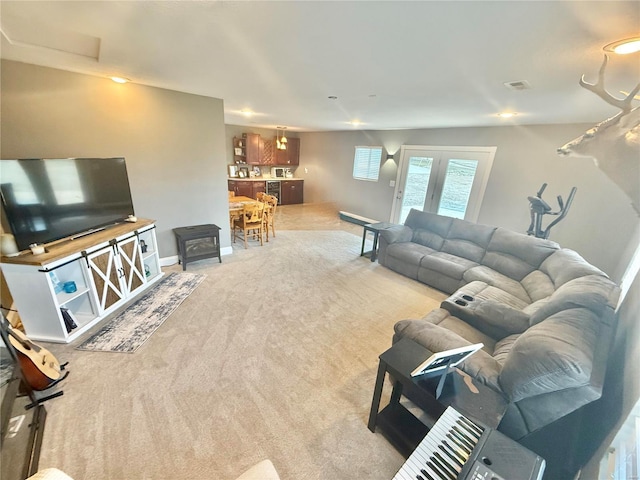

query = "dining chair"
[[256, 191, 266, 202], [228, 190, 235, 200], [233, 202, 265, 248], [262, 194, 278, 241]]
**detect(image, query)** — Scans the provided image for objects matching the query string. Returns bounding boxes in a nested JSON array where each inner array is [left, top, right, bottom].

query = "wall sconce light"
[[386, 154, 394, 161]]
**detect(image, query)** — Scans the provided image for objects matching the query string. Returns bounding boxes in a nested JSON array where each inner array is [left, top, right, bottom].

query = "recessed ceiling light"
[[111, 76, 129, 84], [497, 112, 517, 118], [328, 96, 338, 100], [603, 37, 640, 55], [349, 120, 362, 126], [240, 109, 254, 117]]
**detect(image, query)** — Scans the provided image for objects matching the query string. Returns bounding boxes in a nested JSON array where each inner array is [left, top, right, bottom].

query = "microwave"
[[271, 167, 286, 178]]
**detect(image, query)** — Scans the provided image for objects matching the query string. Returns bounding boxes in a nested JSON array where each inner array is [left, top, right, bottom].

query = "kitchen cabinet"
[[0, 220, 162, 343], [233, 133, 263, 165], [281, 180, 304, 205], [275, 137, 300, 165], [228, 180, 265, 199], [245, 133, 263, 165]]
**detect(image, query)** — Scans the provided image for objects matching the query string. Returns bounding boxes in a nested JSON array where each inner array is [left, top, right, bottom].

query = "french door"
[[391, 146, 496, 224]]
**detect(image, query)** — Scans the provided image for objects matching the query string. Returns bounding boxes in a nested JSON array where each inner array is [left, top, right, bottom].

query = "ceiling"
[[1, 1, 639, 132]]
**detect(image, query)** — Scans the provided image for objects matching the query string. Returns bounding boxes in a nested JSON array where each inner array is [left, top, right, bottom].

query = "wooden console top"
[[1, 218, 155, 267]]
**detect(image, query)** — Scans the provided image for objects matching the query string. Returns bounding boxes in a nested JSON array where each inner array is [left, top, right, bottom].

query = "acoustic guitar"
[[6, 326, 68, 391]]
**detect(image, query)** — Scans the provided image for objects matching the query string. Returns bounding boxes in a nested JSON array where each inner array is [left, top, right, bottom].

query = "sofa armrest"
[[379, 224, 413, 245]]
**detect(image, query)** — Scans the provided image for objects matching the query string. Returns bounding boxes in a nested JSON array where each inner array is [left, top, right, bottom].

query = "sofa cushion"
[[420, 252, 478, 280], [482, 229, 559, 281], [520, 270, 555, 303], [406, 209, 453, 250], [463, 265, 531, 303], [540, 249, 608, 288], [492, 334, 520, 366], [394, 315, 502, 392], [383, 242, 435, 279], [441, 219, 496, 262], [528, 275, 620, 327], [405, 308, 497, 352], [499, 308, 600, 402]]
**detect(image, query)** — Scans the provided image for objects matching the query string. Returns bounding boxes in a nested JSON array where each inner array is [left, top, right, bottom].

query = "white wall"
[[297, 126, 639, 281], [1, 60, 229, 256]]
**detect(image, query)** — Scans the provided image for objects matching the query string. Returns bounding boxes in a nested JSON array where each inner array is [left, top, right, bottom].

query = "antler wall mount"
[[557, 55, 640, 214]]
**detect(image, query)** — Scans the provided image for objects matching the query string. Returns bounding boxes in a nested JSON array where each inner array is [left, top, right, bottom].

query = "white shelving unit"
[[1, 219, 163, 343]]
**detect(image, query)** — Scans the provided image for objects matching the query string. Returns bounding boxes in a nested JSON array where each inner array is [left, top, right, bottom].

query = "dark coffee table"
[[368, 337, 508, 457]]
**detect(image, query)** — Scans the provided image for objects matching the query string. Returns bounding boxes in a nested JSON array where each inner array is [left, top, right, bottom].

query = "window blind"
[[353, 146, 383, 181]]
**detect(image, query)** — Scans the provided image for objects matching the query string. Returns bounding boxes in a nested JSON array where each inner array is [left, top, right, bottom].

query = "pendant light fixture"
[[276, 126, 287, 150]]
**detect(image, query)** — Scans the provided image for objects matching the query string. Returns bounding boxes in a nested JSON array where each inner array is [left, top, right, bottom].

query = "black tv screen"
[[1, 157, 135, 251]]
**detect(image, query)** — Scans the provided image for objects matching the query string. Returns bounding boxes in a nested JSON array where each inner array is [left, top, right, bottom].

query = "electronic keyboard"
[[392, 407, 545, 480]]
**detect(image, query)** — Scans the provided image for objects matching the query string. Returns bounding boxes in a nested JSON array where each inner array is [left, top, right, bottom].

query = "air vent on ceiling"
[[503, 80, 532, 91]]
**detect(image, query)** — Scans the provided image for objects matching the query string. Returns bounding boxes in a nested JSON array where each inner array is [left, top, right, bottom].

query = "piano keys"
[[393, 407, 545, 480]]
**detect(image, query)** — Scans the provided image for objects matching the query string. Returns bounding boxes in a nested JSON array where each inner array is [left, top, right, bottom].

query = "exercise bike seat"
[[527, 196, 552, 213]]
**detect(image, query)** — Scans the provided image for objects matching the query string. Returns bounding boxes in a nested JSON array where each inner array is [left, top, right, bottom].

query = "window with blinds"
[[352, 146, 383, 181]]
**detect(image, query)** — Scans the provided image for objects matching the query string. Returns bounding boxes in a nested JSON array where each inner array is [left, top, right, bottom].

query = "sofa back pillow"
[[405, 209, 453, 250], [540, 249, 608, 288], [528, 275, 620, 327], [499, 308, 599, 402], [441, 219, 496, 263], [482, 229, 559, 281]]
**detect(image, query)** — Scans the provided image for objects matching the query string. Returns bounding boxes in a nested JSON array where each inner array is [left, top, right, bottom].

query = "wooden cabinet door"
[[274, 137, 300, 165], [289, 179, 303, 203], [286, 137, 300, 165], [236, 181, 253, 197], [116, 235, 145, 296], [281, 180, 304, 205], [252, 181, 266, 198], [87, 244, 125, 313], [245, 133, 263, 165]]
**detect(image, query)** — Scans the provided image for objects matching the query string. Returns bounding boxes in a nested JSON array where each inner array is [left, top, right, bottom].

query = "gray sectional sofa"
[[377, 209, 620, 468]]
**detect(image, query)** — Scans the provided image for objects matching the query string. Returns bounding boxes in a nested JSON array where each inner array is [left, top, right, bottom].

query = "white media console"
[[1, 219, 163, 343]]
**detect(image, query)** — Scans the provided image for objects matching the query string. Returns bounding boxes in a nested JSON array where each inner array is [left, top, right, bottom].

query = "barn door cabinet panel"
[[0, 220, 162, 343]]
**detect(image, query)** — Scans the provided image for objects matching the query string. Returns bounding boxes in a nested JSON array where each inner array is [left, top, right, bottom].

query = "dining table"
[[228, 195, 260, 232]]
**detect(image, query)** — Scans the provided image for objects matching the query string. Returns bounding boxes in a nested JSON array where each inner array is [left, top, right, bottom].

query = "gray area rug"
[[76, 272, 205, 353]]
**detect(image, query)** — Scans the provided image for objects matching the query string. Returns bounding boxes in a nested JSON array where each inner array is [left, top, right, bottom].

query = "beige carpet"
[[40, 228, 445, 479]]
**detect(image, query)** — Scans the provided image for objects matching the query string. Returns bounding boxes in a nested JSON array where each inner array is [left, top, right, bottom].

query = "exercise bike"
[[527, 183, 577, 239]]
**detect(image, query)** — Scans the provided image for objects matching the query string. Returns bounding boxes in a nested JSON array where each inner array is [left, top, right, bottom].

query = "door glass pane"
[[437, 159, 479, 219], [400, 156, 433, 223]]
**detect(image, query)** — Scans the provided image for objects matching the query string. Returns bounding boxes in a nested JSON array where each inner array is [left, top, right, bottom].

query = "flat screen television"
[[0, 157, 135, 251]]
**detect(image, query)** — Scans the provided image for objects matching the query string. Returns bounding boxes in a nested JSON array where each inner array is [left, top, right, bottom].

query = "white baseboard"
[[160, 246, 233, 267]]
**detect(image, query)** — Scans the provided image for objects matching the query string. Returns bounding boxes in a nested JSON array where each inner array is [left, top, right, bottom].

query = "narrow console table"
[[368, 337, 507, 457], [360, 222, 396, 262], [1, 219, 163, 343]]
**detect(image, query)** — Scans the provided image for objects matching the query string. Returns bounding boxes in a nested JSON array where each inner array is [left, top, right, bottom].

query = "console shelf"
[[1, 219, 163, 343]]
